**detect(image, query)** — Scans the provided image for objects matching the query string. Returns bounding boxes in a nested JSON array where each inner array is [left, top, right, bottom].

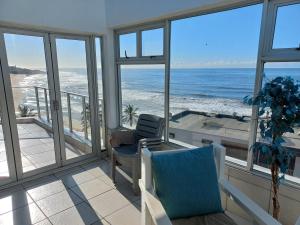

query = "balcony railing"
[[12, 86, 105, 141]]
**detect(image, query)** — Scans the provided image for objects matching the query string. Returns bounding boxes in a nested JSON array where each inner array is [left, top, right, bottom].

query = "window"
[[142, 28, 164, 56], [119, 33, 137, 58], [254, 62, 300, 179], [273, 3, 300, 49], [169, 4, 263, 162], [120, 65, 165, 128]]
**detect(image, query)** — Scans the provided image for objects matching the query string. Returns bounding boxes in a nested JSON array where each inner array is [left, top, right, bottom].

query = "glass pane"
[[0, 106, 9, 178], [95, 37, 105, 148], [120, 65, 165, 128], [119, 33, 136, 57], [254, 62, 300, 180], [4, 33, 56, 172], [273, 3, 300, 49], [142, 28, 164, 56], [170, 4, 262, 162], [55, 39, 92, 160]]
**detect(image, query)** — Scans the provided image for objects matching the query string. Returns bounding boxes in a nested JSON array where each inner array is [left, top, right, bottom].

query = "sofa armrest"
[[139, 180, 172, 225], [110, 127, 135, 147], [219, 179, 281, 225]]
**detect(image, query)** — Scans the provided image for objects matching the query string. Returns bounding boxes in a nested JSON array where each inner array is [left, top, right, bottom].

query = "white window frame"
[[262, 0, 300, 61], [115, 21, 171, 140], [248, 0, 300, 183]]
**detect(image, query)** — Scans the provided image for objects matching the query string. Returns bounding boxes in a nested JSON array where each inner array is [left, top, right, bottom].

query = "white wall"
[[225, 166, 300, 225], [105, 0, 259, 28], [0, 0, 106, 34]]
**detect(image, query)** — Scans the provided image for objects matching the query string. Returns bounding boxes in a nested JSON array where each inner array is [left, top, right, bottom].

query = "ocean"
[[121, 68, 300, 117], [14, 68, 300, 120]]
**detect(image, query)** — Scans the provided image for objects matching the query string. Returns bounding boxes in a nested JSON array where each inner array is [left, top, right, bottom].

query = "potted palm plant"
[[123, 104, 138, 127], [245, 76, 300, 219]]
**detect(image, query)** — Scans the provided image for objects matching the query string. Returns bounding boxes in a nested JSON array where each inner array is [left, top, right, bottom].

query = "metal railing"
[[13, 86, 105, 141]]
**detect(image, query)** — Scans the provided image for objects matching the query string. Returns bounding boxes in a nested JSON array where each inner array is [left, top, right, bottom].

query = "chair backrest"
[[135, 114, 165, 141], [141, 143, 226, 191]]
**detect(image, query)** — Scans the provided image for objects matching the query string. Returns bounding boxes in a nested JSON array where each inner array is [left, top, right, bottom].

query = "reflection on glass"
[[55, 39, 92, 159], [142, 28, 164, 56], [254, 62, 300, 179], [119, 33, 136, 58], [120, 65, 165, 128], [4, 33, 56, 172], [273, 3, 300, 49], [169, 4, 262, 161]]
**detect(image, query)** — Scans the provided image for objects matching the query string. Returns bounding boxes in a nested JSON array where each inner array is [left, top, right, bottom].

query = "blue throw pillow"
[[151, 146, 223, 219]]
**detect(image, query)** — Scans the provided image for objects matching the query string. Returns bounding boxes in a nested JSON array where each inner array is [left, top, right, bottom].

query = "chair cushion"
[[172, 213, 237, 225], [114, 144, 138, 155], [151, 146, 223, 219]]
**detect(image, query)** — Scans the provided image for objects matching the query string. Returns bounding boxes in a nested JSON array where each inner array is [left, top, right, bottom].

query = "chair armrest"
[[139, 138, 163, 149], [109, 127, 135, 147], [139, 180, 172, 225], [219, 179, 281, 225]]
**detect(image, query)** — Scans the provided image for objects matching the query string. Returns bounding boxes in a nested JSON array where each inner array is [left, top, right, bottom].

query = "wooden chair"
[[110, 114, 165, 194], [139, 143, 283, 225]]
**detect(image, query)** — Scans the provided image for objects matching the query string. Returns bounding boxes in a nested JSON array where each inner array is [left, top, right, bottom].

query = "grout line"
[[102, 201, 133, 219]]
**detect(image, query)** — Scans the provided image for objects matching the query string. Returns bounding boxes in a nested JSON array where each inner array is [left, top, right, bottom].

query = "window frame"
[[263, 0, 300, 62], [115, 22, 167, 64], [115, 21, 171, 141], [114, 0, 300, 185], [248, 0, 300, 184]]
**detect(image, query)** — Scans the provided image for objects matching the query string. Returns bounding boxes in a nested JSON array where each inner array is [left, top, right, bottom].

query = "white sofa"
[[139, 143, 283, 225]]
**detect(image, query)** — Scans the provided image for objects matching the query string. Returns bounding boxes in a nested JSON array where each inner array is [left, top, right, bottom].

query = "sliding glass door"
[[0, 30, 101, 183], [0, 52, 17, 185], [50, 35, 98, 164], [0, 30, 61, 178]]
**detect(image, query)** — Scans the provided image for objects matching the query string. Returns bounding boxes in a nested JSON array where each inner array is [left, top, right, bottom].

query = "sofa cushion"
[[151, 146, 223, 219]]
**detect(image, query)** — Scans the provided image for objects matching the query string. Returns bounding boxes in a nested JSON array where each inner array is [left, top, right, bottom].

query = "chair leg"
[[132, 158, 140, 195], [111, 152, 116, 183]]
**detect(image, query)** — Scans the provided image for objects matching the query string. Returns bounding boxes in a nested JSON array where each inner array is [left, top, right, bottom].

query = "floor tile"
[[114, 180, 140, 203], [0, 190, 33, 214], [82, 161, 110, 178], [26, 179, 67, 201], [105, 203, 141, 225], [36, 190, 83, 217], [23, 175, 57, 189], [91, 220, 110, 225], [60, 170, 95, 188], [71, 178, 112, 200], [88, 189, 131, 217], [98, 172, 129, 188], [49, 202, 100, 225], [34, 219, 52, 225], [0, 203, 46, 225]]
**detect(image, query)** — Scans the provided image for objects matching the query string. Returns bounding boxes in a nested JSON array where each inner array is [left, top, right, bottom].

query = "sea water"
[[17, 68, 300, 119]]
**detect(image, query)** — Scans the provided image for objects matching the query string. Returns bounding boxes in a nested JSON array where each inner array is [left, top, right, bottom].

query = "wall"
[[225, 165, 300, 225], [105, 0, 260, 28], [0, 0, 106, 34]]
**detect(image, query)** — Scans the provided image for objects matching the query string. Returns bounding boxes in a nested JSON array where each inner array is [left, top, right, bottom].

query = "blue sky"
[[4, 3, 300, 69]]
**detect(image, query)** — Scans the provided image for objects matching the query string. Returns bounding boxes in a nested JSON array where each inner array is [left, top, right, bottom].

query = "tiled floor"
[[0, 122, 93, 176], [0, 159, 141, 225]]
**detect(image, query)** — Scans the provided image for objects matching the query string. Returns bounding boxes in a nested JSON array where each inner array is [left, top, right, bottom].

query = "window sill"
[[168, 139, 300, 188]]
